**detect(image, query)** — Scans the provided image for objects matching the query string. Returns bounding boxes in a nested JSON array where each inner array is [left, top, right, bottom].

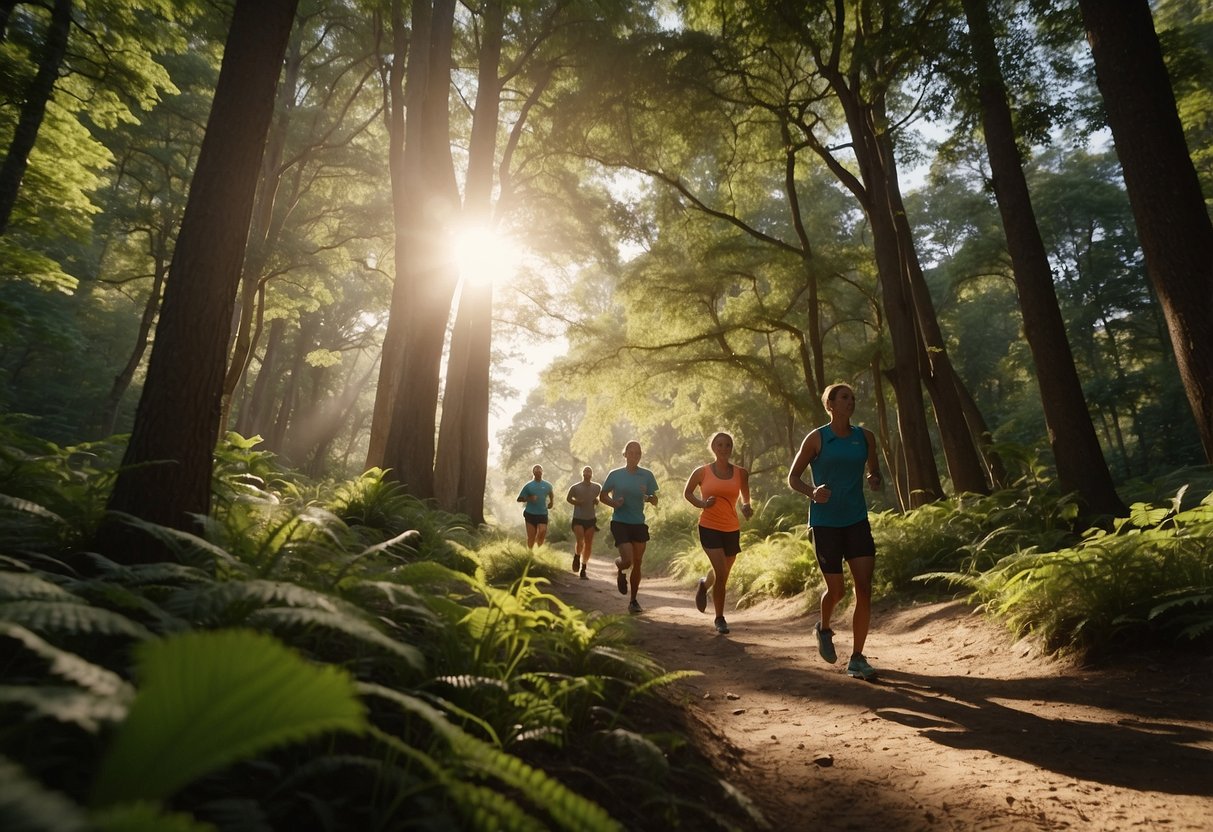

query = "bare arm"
[[738, 467, 754, 519], [683, 466, 713, 509], [788, 430, 829, 503], [864, 428, 883, 490]]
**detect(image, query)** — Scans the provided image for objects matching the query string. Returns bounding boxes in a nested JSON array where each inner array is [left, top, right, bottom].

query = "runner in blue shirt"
[[600, 441, 659, 614], [516, 464, 555, 549], [788, 383, 883, 681]]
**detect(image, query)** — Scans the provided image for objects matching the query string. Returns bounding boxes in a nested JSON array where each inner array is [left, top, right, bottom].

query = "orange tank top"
[[699, 464, 741, 532]]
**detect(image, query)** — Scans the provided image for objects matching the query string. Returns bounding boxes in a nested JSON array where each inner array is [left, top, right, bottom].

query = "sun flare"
[[451, 223, 523, 287]]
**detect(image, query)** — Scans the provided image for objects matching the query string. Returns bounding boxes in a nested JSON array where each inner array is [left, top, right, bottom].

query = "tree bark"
[[434, 0, 504, 522], [369, 0, 461, 500], [961, 0, 1126, 515], [1077, 0, 1213, 463], [100, 0, 299, 561], [0, 0, 71, 236]]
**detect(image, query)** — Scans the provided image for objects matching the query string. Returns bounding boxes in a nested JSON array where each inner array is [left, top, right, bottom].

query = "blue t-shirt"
[[517, 480, 554, 513], [808, 425, 869, 528], [601, 466, 659, 525]]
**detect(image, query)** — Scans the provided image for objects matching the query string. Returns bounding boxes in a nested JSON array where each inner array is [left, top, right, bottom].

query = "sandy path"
[[550, 554, 1213, 830]]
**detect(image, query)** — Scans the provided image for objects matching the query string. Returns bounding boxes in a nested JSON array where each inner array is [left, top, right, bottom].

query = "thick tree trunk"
[[1078, 0, 1213, 463], [0, 0, 71, 236], [434, 0, 503, 522], [368, 0, 460, 499], [100, 0, 299, 561], [963, 0, 1126, 515]]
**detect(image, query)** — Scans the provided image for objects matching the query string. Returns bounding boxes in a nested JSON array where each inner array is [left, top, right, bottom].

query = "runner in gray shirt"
[[566, 467, 601, 580]]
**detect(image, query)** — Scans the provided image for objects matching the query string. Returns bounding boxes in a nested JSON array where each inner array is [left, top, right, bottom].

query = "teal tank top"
[[808, 425, 869, 528]]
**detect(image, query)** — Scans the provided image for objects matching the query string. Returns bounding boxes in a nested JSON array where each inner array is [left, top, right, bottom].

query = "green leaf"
[[0, 623, 133, 697], [90, 629, 367, 806], [0, 572, 78, 602], [0, 756, 89, 831], [0, 685, 128, 732], [0, 601, 153, 640], [91, 802, 217, 832], [246, 607, 425, 672]]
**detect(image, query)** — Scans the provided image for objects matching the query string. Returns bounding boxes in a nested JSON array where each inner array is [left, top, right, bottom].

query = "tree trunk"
[[97, 249, 167, 437], [100, 0, 299, 561], [367, 0, 460, 499], [962, 0, 1126, 516], [1078, 0, 1213, 463], [0, 0, 71, 236], [434, 0, 503, 522], [236, 316, 285, 439]]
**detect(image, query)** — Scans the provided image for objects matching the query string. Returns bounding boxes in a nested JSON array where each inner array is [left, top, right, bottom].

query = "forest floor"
[[548, 553, 1213, 831]]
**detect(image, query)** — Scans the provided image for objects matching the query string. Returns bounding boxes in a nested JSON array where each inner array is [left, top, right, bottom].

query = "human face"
[[710, 433, 733, 459], [826, 386, 856, 419], [582, 466, 593, 481], [532, 465, 543, 480], [623, 442, 642, 468]]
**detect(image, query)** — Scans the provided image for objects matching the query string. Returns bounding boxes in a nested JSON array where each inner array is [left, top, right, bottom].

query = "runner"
[[788, 383, 883, 680], [516, 464, 555, 550], [599, 441, 659, 614], [684, 432, 753, 635], [565, 466, 601, 580]]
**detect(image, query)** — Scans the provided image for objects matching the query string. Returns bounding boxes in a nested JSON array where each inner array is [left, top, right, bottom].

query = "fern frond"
[[91, 800, 218, 832], [595, 728, 668, 779], [0, 622, 133, 697], [247, 607, 425, 672], [445, 780, 548, 832], [0, 571, 78, 602], [91, 629, 367, 806], [0, 601, 152, 640], [0, 685, 128, 731], [0, 755, 89, 831], [164, 579, 349, 624], [629, 669, 702, 698], [102, 512, 244, 572]]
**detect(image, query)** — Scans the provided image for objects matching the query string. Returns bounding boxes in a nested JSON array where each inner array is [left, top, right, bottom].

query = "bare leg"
[[702, 547, 732, 617], [582, 527, 595, 566], [572, 524, 586, 556], [846, 556, 875, 655], [535, 523, 548, 547], [819, 571, 846, 631], [628, 541, 647, 599], [525, 522, 538, 549], [615, 542, 635, 572]]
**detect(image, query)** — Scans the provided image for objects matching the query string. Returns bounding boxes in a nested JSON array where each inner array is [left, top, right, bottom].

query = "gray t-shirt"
[[566, 481, 602, 521]]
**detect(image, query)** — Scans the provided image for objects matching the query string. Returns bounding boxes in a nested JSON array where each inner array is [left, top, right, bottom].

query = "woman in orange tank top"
[[683, 432, 753, 634]]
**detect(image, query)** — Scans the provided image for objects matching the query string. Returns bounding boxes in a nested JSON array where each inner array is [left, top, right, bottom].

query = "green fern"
[[0, 600, 153, 640], [0, 571, 77, 601], [91, 801, 217, 832], [1, 622, 132, 697], [0, 686, 128, 732], [91, 629, 367, 806], [247, 606, 425, 672], [0, 756, 89, 831]]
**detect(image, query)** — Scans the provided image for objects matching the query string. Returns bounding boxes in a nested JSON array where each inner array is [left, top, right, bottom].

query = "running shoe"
[[695, 577, 708, 613], [628, 599, 642, 614], [714, 616, 730, 634], [846, 654, 877, 681], [572, 553, 580, 572], [814, 622, 837, 664], [579, 568, 588, 580], [617, 570, 628, 595]]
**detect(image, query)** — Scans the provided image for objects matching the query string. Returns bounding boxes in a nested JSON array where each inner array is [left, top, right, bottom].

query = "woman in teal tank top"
[[788, 383, 884, 681]]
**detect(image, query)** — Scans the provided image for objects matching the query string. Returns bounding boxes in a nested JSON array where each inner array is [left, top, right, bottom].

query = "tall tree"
[[368, 0, 461, 499], [1077, 0, 1213, 462], [101, 0, 299, 558], [960, 0, 1125, 516]]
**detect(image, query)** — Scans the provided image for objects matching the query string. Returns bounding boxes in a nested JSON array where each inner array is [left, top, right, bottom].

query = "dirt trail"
[[550, 555, 1213, 831]]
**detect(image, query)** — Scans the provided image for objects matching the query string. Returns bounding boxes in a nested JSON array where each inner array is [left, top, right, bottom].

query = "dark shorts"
[[698, 526, 741, 557], [572, 518, 599, 531], [523, 511, 549, 527], [811, 520, 876, 574], [610, 521, 650, 547]]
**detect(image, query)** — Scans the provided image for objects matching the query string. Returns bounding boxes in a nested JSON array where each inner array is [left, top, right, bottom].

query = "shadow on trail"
[[873, 669, 1213, 796], [549, 563, 1213, 800]]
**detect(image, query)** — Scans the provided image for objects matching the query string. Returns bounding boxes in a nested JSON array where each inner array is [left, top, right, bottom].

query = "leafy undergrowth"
[[0, 427, 762, 831]]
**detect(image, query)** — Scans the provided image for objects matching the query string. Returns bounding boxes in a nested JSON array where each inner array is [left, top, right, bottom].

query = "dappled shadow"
[[546, 555, 1213, 828], [872, 668, 1213, 796]]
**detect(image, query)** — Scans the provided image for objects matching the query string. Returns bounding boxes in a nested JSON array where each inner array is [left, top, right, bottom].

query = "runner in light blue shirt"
[[600, 441, 660, 614], [516, 464, 555, 549]]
